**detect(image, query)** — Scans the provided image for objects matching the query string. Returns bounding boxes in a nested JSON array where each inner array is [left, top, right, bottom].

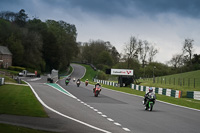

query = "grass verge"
[[0, 84, 47, 117], [0, 123, 54, 133], [78, 64, 97, 82]]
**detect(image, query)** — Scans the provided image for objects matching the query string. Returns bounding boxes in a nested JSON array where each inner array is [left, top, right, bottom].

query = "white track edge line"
[[24, 81, 111, 133]]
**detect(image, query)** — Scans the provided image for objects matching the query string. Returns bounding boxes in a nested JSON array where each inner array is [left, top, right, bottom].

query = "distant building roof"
[[0, 46, 12, 55]]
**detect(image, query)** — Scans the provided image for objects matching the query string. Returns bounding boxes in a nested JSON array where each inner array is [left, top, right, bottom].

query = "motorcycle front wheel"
[[94, 91, 99, 97], [150, 103, 153, 111]]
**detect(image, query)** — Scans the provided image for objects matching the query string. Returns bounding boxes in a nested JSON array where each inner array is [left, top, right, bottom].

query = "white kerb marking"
[[123, 128, 130, 132], [97, 112, 103, 114], [107, 118, 114, 122], [114, 123, 121, 126], [102, 115, 107, 118]]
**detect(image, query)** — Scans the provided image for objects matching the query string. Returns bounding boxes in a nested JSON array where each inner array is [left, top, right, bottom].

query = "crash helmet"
[[97, 82, 100, 84], [86, 79, 88, 81], [149, 87, 153, 92]]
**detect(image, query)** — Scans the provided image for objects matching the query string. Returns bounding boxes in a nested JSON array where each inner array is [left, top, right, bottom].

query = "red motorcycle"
[[94, 85, 101, 97]]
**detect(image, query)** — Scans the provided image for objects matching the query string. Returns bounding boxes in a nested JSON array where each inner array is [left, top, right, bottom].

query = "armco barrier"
[[187, 91, 200, 100], [194, 91, 200, 100], [93, 79, 118, 87], [93, 79, 183, 98], [131, 84, 182, 98]]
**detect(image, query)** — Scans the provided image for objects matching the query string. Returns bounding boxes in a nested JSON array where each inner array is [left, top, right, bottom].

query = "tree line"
[[1, 9, 199, 78], [75, 36, 199, 79], [0, 9, 78, 72]]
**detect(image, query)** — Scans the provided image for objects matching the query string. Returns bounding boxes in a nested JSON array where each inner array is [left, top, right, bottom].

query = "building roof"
[[0, 46, 12, 55]]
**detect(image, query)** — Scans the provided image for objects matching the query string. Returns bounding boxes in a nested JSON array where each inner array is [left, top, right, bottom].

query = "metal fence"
[[143, 77, 199, 89]]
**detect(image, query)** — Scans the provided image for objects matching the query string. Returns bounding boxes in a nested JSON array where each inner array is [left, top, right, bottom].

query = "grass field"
[[79, 64, 200, 110], [78, 64, 97, 82], [0, 84, 47, 117], [139, 70, 200, 91], [139, 70, 200, 97], [0, 82, 50, 132]]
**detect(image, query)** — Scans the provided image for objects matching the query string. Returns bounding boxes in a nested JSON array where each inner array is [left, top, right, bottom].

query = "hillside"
[[140, 70, 200, 92]]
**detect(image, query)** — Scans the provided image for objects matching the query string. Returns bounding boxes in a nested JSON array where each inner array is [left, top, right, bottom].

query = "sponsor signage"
[[111, 69, 134, 76]]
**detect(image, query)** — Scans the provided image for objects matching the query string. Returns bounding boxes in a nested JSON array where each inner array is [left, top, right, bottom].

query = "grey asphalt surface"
[[58, 64, 200, 133], [0, 65, 126, 133], [1, 64, 200, 133]]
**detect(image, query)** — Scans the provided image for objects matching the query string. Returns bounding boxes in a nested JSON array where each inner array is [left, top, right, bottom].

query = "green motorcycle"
[[65, 79, 69, 85], [144, 94, 155, 111]]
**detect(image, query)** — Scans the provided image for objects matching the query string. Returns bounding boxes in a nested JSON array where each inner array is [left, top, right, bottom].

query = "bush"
[[8, 66, 26, 72], [96, 64, 109, 72], [97, 71, 108, 80]]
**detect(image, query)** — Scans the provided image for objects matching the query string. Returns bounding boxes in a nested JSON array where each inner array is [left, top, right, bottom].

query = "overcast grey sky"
[[1, 0, 200, 63]]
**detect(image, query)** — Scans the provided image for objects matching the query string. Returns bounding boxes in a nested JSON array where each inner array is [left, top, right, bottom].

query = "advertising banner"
[[111, 69, 134, 76]]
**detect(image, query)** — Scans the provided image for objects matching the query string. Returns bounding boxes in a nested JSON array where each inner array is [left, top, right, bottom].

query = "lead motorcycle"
[[94, 85, 101, 97], [143, 94, 156, 111]]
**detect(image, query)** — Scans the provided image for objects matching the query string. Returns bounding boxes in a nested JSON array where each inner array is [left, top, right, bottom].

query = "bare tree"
[[124, 36, 141, 68], [168, 54, 184, 68], [124, 36, 141, 59], [139, 40, 150, 67], [148, 45, 158, 63], [183, 38, 194, 65]]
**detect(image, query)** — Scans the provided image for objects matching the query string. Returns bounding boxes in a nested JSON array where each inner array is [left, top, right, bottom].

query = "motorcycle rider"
[[65, 78, 70, 85], [143, 87, 156, 105], [76, 78, 81, 86], [93, 82, 101, 92], [85, 79, 89, 85], [77, 78, 81, 83]]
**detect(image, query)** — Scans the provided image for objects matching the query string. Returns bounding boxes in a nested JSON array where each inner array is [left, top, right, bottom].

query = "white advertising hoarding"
[[111, 69, 134, 76]]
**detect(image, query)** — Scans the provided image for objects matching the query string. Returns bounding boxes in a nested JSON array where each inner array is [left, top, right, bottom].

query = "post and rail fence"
[[141, 77, 199, 89]]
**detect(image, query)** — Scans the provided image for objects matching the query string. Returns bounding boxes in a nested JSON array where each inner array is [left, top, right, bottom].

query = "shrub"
[[8, 66, 25, 72], [97, 70, 108, 80], [96, 64, 109, 72]]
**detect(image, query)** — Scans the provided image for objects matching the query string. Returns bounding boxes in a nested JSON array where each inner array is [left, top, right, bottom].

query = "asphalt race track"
[[8, 64, 200, 133], [57, 64, 200, 133]]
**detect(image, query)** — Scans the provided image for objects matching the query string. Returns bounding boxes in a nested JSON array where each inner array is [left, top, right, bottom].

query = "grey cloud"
[[46, 0, 200, 18], [133, 0, 200, 18], [2, 0, 200, 18]]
